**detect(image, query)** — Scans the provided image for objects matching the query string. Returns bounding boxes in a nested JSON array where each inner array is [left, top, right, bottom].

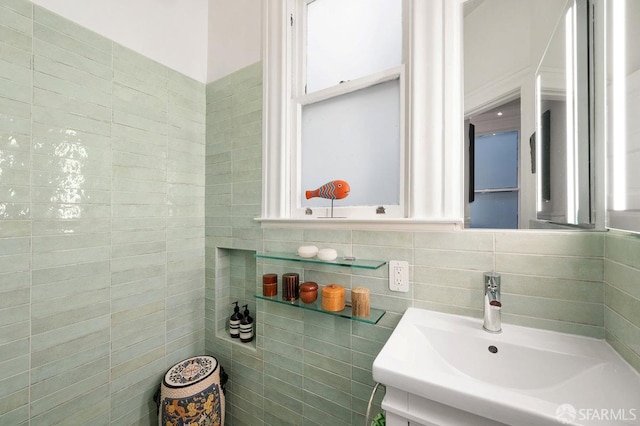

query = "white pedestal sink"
[[373, 308, 640, 425]]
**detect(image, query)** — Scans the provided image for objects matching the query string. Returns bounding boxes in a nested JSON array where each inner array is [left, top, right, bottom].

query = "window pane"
[[306, 0, 402, 93], [301, 79, 400, 208], [475, 131, 518, 189], [470, 192, 518, 229]]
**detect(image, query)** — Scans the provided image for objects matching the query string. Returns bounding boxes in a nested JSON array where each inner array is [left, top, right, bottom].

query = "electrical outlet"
[[389, 260, 409, 292]]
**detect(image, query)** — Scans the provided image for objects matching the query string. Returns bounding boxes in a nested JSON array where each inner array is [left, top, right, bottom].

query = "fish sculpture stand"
[[305, 180, 350, 218]]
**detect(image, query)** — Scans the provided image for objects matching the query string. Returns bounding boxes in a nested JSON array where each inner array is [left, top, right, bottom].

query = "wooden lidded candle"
[[282, 273, 299, 301], [351, 286, 370, 317], [262, 273, 277, 297], [321, 284, 345, 312]]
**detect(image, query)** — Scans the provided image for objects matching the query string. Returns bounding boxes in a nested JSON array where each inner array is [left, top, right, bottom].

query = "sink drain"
[[488, 345, 498, 354]]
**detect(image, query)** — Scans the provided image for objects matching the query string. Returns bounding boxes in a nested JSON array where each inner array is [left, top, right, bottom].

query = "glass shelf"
[[255, 294, 386, 325], [255, 251, 387, 270]]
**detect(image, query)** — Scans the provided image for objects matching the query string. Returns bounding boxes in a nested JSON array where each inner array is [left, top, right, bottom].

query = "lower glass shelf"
[[255, 294, 386, 325]]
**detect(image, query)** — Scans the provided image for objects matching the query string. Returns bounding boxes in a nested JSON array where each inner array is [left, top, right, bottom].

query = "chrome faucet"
[[483, 272, 502, 333]]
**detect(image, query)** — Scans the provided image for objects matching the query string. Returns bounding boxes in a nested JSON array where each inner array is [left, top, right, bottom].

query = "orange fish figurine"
[[305, 180, 350, 200]]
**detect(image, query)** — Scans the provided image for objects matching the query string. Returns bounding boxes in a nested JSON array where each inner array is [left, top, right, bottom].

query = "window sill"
[[254, 217, 463, 231]]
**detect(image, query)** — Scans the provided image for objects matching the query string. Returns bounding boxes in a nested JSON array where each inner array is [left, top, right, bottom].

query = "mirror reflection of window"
[[471, 130, 520, 229]]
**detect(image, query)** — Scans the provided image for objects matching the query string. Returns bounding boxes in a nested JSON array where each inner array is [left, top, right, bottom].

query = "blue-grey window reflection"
[[471, 131, 519, 229]]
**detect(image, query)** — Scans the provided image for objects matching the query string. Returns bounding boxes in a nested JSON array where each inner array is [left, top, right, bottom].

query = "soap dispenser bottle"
[[239, 304, 254, 343], [229, 301, 243, 338]]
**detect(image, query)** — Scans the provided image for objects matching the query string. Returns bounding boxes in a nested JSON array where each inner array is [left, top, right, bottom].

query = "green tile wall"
[[0, 1, 205, 424], [204, 62, 640, 426], [2, 1, 639, 425], [604, 230, 640, 372]]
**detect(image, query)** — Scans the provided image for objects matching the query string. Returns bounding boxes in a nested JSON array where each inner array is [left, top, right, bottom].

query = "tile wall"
[[204, 62, 639, 426], [1, 1, 638, 425], [0, 1, 205, 424], [604, 231, 640, 372]]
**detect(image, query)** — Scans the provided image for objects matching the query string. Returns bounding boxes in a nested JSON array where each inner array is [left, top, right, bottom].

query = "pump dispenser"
[[229, 302, 243, 338], [239, 305, 254, 343]]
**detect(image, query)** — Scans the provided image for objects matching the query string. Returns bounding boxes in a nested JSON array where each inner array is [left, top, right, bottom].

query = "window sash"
[[290, 68, 405, 219]]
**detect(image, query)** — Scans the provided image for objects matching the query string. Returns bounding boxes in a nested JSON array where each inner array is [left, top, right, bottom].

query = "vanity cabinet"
[[383, 387, 505, 426]]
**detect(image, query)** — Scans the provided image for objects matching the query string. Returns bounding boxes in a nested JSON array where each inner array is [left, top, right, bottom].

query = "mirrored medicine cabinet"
[[463, 0, 600, 230]]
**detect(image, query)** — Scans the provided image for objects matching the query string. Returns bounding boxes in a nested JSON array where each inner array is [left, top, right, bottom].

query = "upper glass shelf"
[[254, 251, 387, 270]]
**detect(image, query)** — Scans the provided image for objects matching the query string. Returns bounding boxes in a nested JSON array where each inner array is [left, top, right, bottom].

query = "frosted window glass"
[[301, 79, 400, 208], [470, 192, 518, 229], [306, 0, 402, 93], [475, 131, 519, 189]]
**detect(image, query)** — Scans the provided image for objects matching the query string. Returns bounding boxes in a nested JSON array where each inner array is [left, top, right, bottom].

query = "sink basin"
[[373, 308, 640, 425]]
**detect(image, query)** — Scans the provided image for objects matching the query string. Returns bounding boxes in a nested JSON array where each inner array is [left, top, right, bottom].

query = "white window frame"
[[261, 0, 465, 226]]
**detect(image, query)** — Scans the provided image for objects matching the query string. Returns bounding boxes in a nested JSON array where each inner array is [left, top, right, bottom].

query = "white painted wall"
[[31, 0, 209, 82], [207, 0, 262, 82]]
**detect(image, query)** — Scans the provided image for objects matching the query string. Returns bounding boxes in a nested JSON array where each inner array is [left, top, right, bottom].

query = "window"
[[262, 0, 464, 224], [293, 0, 403, 218], [470, 131, 519, 228]]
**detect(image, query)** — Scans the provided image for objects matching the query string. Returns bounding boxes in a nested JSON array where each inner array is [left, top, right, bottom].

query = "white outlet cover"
[[389, 260, 409, 292]]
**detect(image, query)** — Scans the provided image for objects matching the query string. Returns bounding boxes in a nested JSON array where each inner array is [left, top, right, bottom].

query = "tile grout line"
[[28, 3, 34, 425], [108, 37, 114, 426]]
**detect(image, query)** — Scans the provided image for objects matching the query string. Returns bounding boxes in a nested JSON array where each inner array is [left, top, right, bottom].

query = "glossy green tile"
[[503, 313, 604, 338], [496, 253, 603, 281], [496, 231, 604, 257], [263, 398, 302, 426], [1, 0, 32, 18], [605, 307, 640, 356], [0, 95, 31, 119], [32, 302, 110, 335], [302, 394, 352, 425], [30, 256, 105, 284], [604, 259, 640, 302], [0, 24, 31, 52], [0, 254, 29, 274], [31, 315, 110, 353], [304, 350, 350, 379], [32, 246, 110, 269], [30, 384, 109, 426], [415, 282, 482, 309], [0, 371, 28, 400], [34, 55, 111, 96], [0, 289, 28, 312], [30, 356, 109, 401], [606, 330, 640, 373], [31, 328, 110, 368], [33, 87, 111, 122], [415, 230, 493, 251], [34, 7, 111, 54], [503, 293, 603, 326], [113, 44, 167, 83], [605, 285, 640, 327], [415, 247, 492, 271], [0, 389, 28, 422], [606, 231, 640, 271], [0, 77, 30, 104]]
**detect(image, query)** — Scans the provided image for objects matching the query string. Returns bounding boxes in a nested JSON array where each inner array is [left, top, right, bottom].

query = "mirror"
[[535, 0, 592, 227], [605, 0, 640, 232], [463, 0, 595, 229]]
